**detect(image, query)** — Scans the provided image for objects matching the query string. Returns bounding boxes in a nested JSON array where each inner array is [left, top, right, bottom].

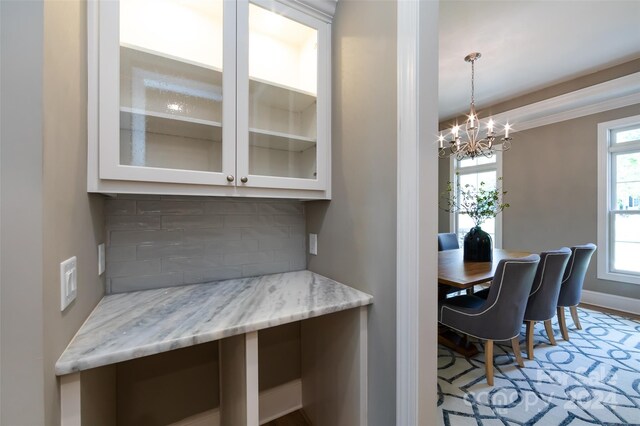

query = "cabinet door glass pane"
[[119, 0, 224, 172], [248, 3, 318, 179]]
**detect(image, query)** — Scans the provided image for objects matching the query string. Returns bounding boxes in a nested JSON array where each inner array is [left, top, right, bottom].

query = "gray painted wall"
[[502, 104, 640, 299], [104, 196, 306, 293], [43, 0, 107, 424], [1, 1, 46, 424], [305, 0, 398, 424]]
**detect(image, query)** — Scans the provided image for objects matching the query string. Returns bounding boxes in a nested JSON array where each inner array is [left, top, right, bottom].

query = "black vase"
[[464, 226, 493, 262]]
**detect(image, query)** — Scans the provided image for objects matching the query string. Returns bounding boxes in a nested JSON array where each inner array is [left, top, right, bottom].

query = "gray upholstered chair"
[[438, 254, 540, 385], [523, 248, 572, 359], [557, 244, 597, 340], [438, 233, 459, 251]]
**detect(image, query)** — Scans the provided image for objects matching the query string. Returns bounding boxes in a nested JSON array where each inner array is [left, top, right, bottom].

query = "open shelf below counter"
[[120, 108, 223, 141]]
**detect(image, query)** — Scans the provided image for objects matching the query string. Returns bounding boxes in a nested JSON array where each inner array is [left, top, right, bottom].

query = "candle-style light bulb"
[[452, 125, 459, 138], [438, 133, 445, 148], [504, 123, 511, 138], [487, 119, 494, 133], [469, 113, 475, 128]]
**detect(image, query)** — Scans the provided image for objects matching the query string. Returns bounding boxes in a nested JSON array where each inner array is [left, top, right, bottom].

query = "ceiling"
[[439, 0, 640, 121]]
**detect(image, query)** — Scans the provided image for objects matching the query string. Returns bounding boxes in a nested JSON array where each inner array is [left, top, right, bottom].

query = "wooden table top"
[[438, 248, 532, 288]]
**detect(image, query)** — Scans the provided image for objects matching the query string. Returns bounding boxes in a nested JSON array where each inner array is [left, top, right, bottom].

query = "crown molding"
[[491, 72, 640, 133], [277, 0, 337, 22]]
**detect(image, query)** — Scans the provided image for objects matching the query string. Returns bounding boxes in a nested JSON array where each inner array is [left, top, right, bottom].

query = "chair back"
[[438, 233, 459, 251], [479, 255, 540, 340], [557, 244, 596, 307], [524, 248, 571, 322]]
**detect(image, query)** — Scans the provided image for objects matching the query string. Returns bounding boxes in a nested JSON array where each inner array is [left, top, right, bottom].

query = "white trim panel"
[[491, 72, 640, 133], [581, 290, 640, 316]]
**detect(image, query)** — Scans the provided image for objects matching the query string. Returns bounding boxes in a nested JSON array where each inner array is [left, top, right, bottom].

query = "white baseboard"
[[169, 379, 302, 426], [581, 290, 640, 316]]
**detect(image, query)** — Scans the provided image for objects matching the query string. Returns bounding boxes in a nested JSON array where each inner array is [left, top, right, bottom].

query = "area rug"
[[437, 307, 640, 425]]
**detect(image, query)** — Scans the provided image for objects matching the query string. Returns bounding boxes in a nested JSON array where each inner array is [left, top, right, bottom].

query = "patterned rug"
[[437, 307, 640, 425]]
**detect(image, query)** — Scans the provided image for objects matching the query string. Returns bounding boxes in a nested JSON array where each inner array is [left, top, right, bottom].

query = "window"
[[597, 115, 640, 285], [450, 153, 502, 248]]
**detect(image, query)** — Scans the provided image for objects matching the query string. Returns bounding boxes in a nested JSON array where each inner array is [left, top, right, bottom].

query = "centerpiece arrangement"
[[442, 175, 509, 262]]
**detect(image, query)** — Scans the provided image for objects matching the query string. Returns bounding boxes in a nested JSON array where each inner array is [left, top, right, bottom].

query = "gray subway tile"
[[205, 201, 257, 215], [162, 215, 223, 230], [105, 200, 136, 216], [224, 251, 273, 266], [183, 267, 243, 284], [110, 230, 182, 246], [290, 255, 307, 271], [137, 200, 204, 216], [224, 215, 273, 228], [183, 228, 242, 242], [107, 246, 137, 262], [258, 202, 304, 215], [241, 227, 289, 239], [162, 255, 224, 272], [107, 259, 161, 278], [272, 215, 305, 227], [273, 249, 305, 263], [242, 261, 291, 277], [204, 239, 259, 255], [258, 236, 305, 250], [136, 243, 204, 260], [106, 215, 161, 231], [110, 272, 184, 293], [117, 194, 161, 200]]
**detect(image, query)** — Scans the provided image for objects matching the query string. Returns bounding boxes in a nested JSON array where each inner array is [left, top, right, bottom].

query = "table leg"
[[438, 327, 479, 357]]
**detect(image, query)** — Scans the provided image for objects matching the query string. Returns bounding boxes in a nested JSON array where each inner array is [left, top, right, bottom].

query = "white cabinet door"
[[236, 0, 330, 191], [98, 0, 236, 186]]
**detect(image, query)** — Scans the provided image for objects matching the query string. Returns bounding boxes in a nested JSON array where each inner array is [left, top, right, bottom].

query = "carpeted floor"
[[438, 307, 640, 425]]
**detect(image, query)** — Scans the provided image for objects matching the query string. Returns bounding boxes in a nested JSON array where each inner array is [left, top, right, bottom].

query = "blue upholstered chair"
[[438, 254, 540, 385], [438, 233, 459, 251], [557, 244, 597, 340]]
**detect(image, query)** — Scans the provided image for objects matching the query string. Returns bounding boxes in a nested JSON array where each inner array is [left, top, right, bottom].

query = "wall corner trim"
[[581, 289, 640, 316], [493, 72, 640, 133]]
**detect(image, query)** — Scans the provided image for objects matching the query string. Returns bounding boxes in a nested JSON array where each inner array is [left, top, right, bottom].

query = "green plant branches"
[[442, 175, 510, 227]]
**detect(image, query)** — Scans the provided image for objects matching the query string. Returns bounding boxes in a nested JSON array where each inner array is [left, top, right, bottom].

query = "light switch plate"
[[60, 256, 77, 311], [98, 243, 105, 275], [309, 233, 318, 255]]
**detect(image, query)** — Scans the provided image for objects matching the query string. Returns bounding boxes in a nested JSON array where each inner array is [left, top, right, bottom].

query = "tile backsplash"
[[105, 196, 306, 293]]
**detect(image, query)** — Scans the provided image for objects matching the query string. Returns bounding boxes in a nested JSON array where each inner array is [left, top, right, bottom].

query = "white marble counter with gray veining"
[[55, 270, 372, 376]]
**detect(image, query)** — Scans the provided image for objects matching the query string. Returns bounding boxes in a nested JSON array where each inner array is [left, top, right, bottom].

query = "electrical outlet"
[[309, 233, 318, 255], [98, 243, 105, 275], [60, 256, 77, 311]]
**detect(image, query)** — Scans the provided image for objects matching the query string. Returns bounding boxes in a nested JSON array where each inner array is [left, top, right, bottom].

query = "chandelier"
[[438, 52, 512, 160]]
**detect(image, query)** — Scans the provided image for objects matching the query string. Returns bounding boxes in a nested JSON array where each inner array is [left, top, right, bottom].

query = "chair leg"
[[485, 340, 494, 386], [544, 319, 557, 346], [557, 307, 569, 341], [511, 337, 524, 367], [570, 306, 582, 330], [466, 286, 474, 295], [525, 321, 535, 360]]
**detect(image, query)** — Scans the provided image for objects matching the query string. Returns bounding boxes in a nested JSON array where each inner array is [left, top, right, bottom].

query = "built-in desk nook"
[[56, 270, 372, 426]]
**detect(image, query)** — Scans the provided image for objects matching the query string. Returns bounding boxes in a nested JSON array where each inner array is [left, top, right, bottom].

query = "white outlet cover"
[[60, 256, 77, 311], [309, 233, 318, 255], [98, 243, 106, 275]]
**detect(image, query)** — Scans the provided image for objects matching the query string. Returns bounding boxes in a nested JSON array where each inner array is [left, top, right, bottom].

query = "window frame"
[[597, 114, 640, 285], [449, 151, 503, 249]]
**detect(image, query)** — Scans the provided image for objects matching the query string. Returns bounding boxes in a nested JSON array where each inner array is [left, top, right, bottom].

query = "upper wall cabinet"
[[88, 0, 332, 199]]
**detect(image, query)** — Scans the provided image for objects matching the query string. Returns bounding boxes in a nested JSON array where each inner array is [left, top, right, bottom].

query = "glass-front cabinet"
[[91, 0, 330, 196]]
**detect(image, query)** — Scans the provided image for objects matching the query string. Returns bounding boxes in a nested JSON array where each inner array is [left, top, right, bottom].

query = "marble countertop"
[[55, 270, 372, 375]]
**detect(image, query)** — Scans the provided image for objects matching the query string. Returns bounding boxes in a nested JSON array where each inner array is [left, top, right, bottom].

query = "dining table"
[[437, 248, 532, 357]]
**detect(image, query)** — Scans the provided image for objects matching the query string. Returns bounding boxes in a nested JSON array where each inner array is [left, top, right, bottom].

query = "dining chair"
[[475, 248, 571, 360], [438, 254, 540, 385], [438, 233, 459, 251], [557, 243, 597, 340]]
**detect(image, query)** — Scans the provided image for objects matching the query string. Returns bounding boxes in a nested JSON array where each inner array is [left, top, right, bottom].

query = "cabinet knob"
[[226, 175, 235, 182], [240, 176, 248, 183]]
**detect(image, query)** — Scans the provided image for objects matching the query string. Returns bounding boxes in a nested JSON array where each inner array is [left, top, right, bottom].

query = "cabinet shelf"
[[120, 108, 222, 141], [122, 44, 316, 113], [249, 128, 316, 152]]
